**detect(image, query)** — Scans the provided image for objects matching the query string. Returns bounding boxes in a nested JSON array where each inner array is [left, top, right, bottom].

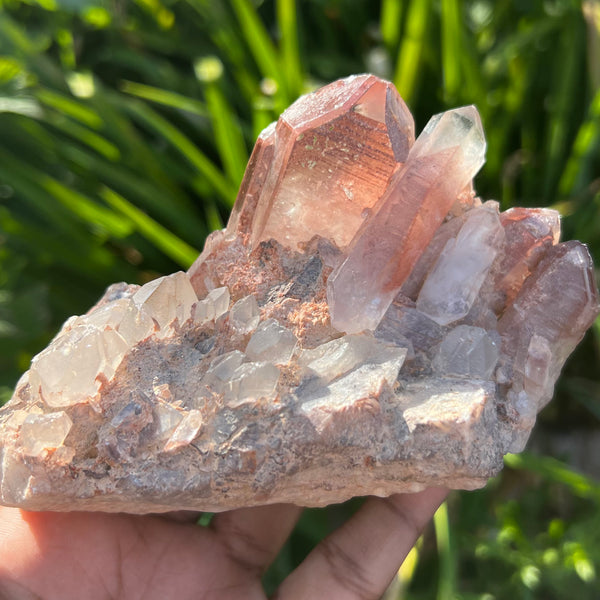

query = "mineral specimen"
[[0, 74, 598, 514]]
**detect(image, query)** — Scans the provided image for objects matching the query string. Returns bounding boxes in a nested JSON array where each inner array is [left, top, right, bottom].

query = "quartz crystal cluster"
[[0, 74, 598, 513]]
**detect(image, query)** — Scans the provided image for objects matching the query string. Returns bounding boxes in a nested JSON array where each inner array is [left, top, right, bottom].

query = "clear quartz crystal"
[[192, 287, 230, 324], [229, 295, 260, 334], [83, 298, 154, 346], [375, 303, 446, 357], [245, 319, 297, 364], [164, 410, 203, 452], [523, 335, 553, 402], [299, 332, 404, 384], [114, 301, 155, 346], [133, 271, 198, 331], [416, 203, 504, 325], [20, 412, 73, 457], [154, 403, 184, 440], [29, 326, 128, 407], [226, 362, 280, 405], [205, 351, 246, 383], [433, 325, 499, 380]]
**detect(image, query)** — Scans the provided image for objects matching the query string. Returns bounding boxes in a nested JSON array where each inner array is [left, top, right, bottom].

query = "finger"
[[210, 503, 303, 575], [274, 488, 448, 600]]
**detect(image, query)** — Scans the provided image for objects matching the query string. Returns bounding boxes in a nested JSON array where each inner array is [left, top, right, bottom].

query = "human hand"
[[0, 487, 447, 600]]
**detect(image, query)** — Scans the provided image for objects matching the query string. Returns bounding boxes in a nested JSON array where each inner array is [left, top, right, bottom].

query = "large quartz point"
[[0, 76, 598, 514]]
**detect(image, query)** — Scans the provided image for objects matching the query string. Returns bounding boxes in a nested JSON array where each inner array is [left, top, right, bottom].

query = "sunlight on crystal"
[[20, 412, 73, 457], [1, 74, 598, 514]]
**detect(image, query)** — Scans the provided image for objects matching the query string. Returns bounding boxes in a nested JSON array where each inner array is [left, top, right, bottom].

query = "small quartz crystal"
[[20, 412, 73, 457], [226, 362, 280, 405], [246, 319, 297, 364], [416, 203, 505, 325], [192, 286, 230, 323], [164, 410, 203, 452], [229, 295, 260, 334], [0, 74, 597, 515], [433, 325, 499, 380], [133, 271, 198, 331]]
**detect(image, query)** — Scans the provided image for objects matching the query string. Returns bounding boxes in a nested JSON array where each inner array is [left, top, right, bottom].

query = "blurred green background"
[[1, 0, 599, 597]]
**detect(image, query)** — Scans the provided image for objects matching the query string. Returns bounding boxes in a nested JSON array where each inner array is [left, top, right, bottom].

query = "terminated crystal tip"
[[0, 75, 598, 514], [326, 105, 488, 334], [230, 74, 416, 252]]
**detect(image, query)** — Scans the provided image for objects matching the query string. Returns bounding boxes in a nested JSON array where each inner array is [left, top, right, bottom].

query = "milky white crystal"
[[154, 402, 184, 440], [416, 203, 504, 325], [29, 326, 128, 408], [299, 332, 403, 384], [193, 286, 230, 323], [226, 362, 280, 405], [164, 410, 203, 452], [205, 350, 246, 384], [20, 412, 73, 457], [433, 325, 499, 380], [299, 347, 406, 433], [133, 271, 198, 331], [229, 295, 260, 334], [245, 319, 297, 364]]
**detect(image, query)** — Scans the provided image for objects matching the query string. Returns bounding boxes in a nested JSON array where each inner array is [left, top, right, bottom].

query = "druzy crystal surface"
[[0, 75, 598, 514]]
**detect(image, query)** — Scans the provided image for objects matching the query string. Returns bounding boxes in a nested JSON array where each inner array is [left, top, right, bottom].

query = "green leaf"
[[120, 80, 209, 117], [36, 87, 104, 129], [393, 0, 432, 107], [276, 0, 303, 99], [380, 0, 404, 51], [202, 77, 248, 187], [100, 187, 199, 268], [123, 98, 237, 204], [504, 453, 600, 502], [40, 177, 133, 237], [228, 0, 289, 110]]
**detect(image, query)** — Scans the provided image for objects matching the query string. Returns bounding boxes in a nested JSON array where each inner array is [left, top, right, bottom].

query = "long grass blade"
[[123, 98, 237, 203], [542, 13, 585, 201], [559, 88, 600, 197], [120, 80, 209, 117], [100, 187, 200, 267], [433, 501, 456, 600], [380, 0, 403, 52], [393, 0, 431, 107], [42, 111, 121, 160], [504, 453, 600, 502], [194, 58, 249, 189], [441, 0, 462, 103], [229, 0, 289, 110], [36, 87, 104, 129], [276, 0, 303, 99]]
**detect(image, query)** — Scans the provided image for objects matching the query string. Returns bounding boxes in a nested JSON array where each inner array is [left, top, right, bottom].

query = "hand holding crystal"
[[0, 488, 446, 599]]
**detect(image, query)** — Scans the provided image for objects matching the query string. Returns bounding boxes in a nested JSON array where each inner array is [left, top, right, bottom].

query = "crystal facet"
[[416, 203, 504, 325], [327, 105, 486, 333], [0, 75, 597, 514]]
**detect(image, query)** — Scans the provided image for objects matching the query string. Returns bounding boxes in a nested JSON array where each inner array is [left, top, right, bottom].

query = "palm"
[[0, 488, 446, 600]]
